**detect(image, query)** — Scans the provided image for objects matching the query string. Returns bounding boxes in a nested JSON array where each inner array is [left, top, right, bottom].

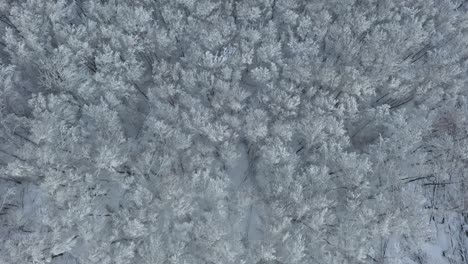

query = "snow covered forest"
[[1, 0, 468, 263]]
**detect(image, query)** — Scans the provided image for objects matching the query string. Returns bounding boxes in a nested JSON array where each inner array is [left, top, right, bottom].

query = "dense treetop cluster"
[[0, 0, 467, 263]]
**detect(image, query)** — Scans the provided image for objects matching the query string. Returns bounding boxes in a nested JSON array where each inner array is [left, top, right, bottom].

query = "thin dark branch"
[[0, 177, 22, 184], [423, 182, 459, 186], [402, 175, 435, 184], [402, 52, 413, 62], [0, 15, 23, 37], [0, 148, 26, 161], [375, 92, 390, 104], [389, 96, 414, 110], [295, 145, 304, 154], [51, 253, 64, 259], [13, 132, 38, 146], [411, 53, 427, 64], [133, 83, 149, 100]]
